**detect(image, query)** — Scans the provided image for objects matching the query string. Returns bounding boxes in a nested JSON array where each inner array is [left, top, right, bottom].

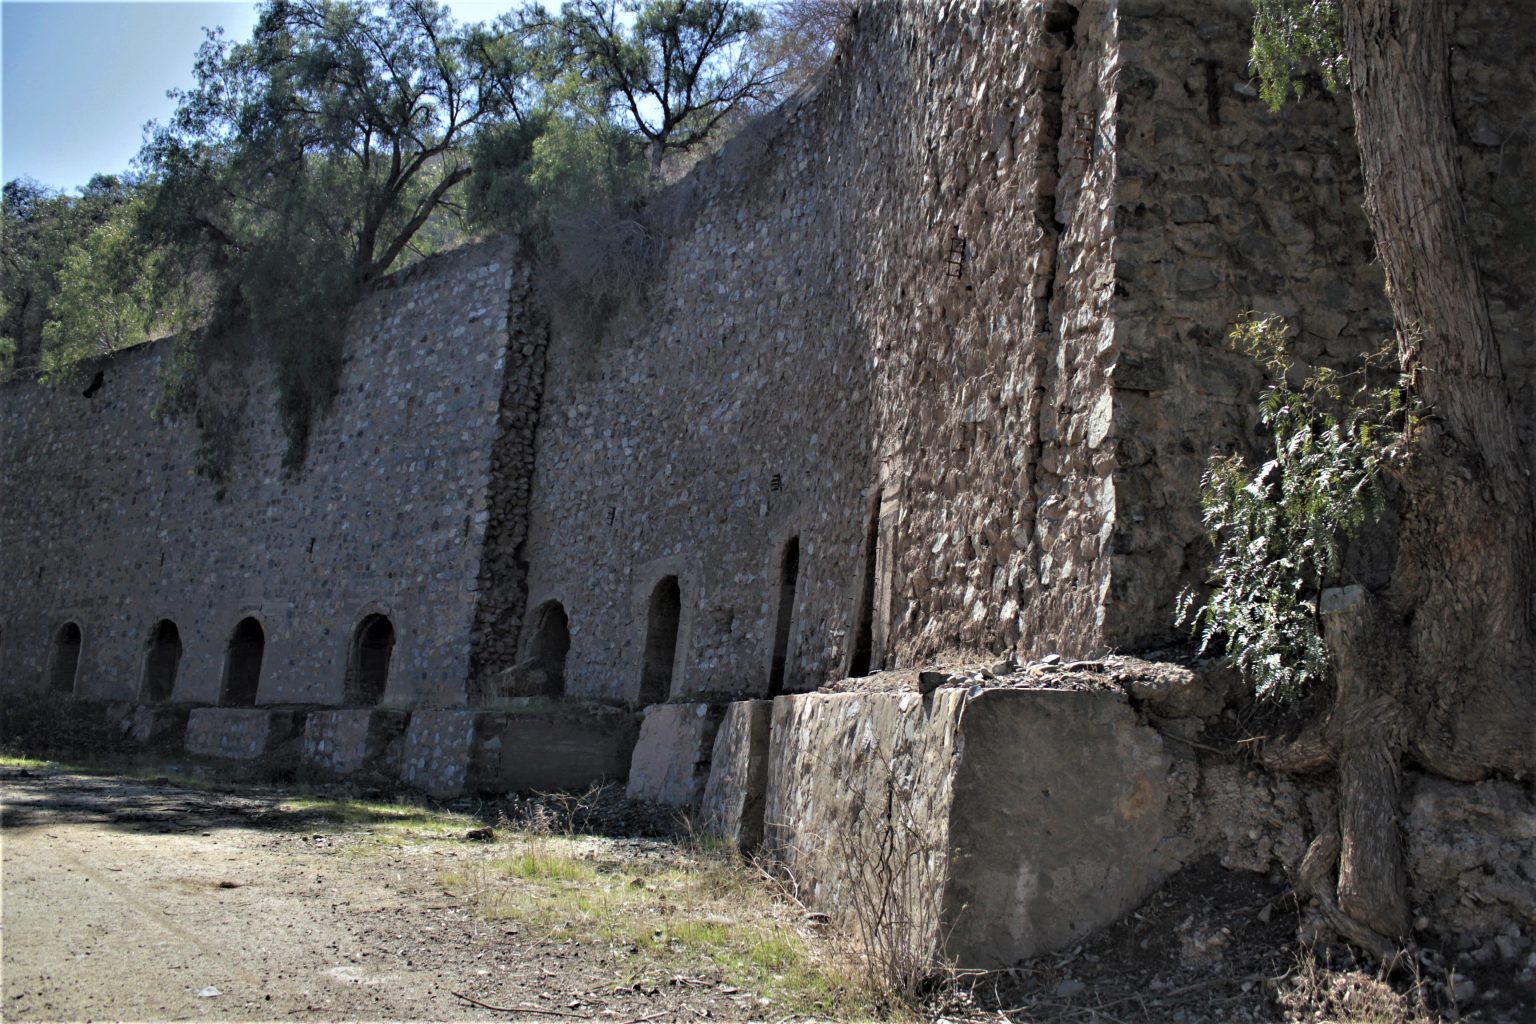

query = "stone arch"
[[345, 613, 395, 706], [48, 621, 82, 695], [768, 536, 800, 697], [638, 576, 682, 705], [526, 600, 570, 697], [221, 616, 265, 707], [142, 619, 183, 704]]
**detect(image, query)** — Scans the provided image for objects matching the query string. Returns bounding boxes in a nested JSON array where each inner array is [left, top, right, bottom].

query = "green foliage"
[[539, 0, 780, 175], [2, 175, 138, 380], [139, 0, 520, 469], [39, 197, 165, 382], [1250, 0, 1348, 109], [467, 112, 647, 245], [1177, 316, 1414, 701]]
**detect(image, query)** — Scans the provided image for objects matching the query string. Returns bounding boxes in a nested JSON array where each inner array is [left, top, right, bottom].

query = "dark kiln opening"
[[49, 622, 82, 694], [528, 601, 570, 697], [346, 614, 395, 705], [639, 576, 681, 705], [142, 619, 182, 703], [222, 617, 265, 707]]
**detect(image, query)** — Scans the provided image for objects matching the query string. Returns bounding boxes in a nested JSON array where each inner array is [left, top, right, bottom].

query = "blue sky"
[[1, 1, 517, 193]]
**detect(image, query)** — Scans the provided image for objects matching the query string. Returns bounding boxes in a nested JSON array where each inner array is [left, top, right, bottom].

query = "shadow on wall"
[[768, 536, 800, 697]]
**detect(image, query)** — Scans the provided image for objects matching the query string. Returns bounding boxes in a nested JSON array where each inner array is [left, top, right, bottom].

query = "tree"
[[40, 195, 166, 382], [139, 0, 521, 465], [745, 0, 856, 101], [1248, 0, 1535, 951], [536, 0, 782, 176], [1, 175, 135, 380]]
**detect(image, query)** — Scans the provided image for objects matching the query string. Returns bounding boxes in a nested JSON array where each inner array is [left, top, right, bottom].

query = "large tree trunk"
[[1320, 0, 1536, 943]]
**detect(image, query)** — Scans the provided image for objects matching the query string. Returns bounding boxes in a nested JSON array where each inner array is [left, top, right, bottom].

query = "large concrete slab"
[[129, 705, 191, 750], [760, 688, 1192, 968], [184, 708, 306, 760], [468, 704, 639, 794], [625, 702, 725, 808], [699, 700, 772, 851], [302, 709, 409, 777], [399, 709, 476, 798], [942, 688, 1189, 964]]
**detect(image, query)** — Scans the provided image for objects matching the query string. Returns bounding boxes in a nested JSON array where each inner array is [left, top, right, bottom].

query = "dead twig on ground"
[[451, 990, 594, 1018]]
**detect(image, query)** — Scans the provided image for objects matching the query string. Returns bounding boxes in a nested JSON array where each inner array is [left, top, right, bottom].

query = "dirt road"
[[1, 768, 779, 1023]]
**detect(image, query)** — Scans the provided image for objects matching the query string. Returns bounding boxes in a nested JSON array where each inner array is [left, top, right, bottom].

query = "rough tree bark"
[[1294, 0, 1536, 946]]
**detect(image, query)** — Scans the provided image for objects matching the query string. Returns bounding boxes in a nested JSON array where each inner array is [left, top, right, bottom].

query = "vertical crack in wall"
[[1022, 2, 1080, 605], [466, 265, 551, 703]]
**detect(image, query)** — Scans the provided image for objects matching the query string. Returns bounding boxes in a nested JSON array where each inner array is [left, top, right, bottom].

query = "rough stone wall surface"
[[698, 700, 773, 851], [519, 1, 1129, 708], [184, 708, 301, 760], [300, 709, 407, 777], [1406, 776, 1536, 964], [763, 687, 1193, 966], [1449, 0, 1536, 512], [467, 705, 639, 793], [0, 240, 533, 707], [763, 690, 964, 959], [399, 708, 477, 798], [1098, 1, 1389, 645], [466, 268, 551, 699], [1100, 0, 1534, 647]]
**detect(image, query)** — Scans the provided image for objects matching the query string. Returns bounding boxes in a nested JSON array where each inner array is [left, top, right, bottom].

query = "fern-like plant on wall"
[[1177, 314, 1416, 700]]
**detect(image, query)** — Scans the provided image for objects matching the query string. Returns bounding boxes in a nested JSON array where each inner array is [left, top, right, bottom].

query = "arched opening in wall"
[[528, 601, 570, 697], [221, 617, 265, 707], [49, 622, 82, 695], [849, 493, 882, 678], [768, 537, 800, 697], [638, 576, 681, 705], [142, 619, 183, 703], [346, 614, 395, 706]]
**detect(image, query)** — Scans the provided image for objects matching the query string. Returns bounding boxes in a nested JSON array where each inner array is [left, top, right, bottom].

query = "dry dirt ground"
[[3, 765, 1524, 1024], [2, 767, 802, 1023]]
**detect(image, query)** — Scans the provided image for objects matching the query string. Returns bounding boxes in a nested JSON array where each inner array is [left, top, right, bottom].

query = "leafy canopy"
[[1177, 316, 1414, 701], [1, 176, 136, 380], [139, 0, 523, 466], [535, 0, 781, 175], [1249, 0, 1348, 110]]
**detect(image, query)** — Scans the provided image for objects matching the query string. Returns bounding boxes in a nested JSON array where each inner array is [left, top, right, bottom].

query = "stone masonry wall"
[[1098, 0, 1535, 648], [519, 1, 1133, 705], [4, 0, 1529, 722], [0, 240, 534, 706]]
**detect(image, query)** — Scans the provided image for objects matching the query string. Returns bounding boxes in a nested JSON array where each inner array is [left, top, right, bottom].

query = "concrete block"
[[129, 705, 190, 750], [467, 703, 639, 794], [943, 688, 1185, 965], [184, 708, 306, 760], [764, 690, 963, 957], [699, 700, 772, 850], [302, 709, 409, 777], [625, 702, 725, 808], [759, 688, 1189, 968], [399, 709, 476, 798]]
